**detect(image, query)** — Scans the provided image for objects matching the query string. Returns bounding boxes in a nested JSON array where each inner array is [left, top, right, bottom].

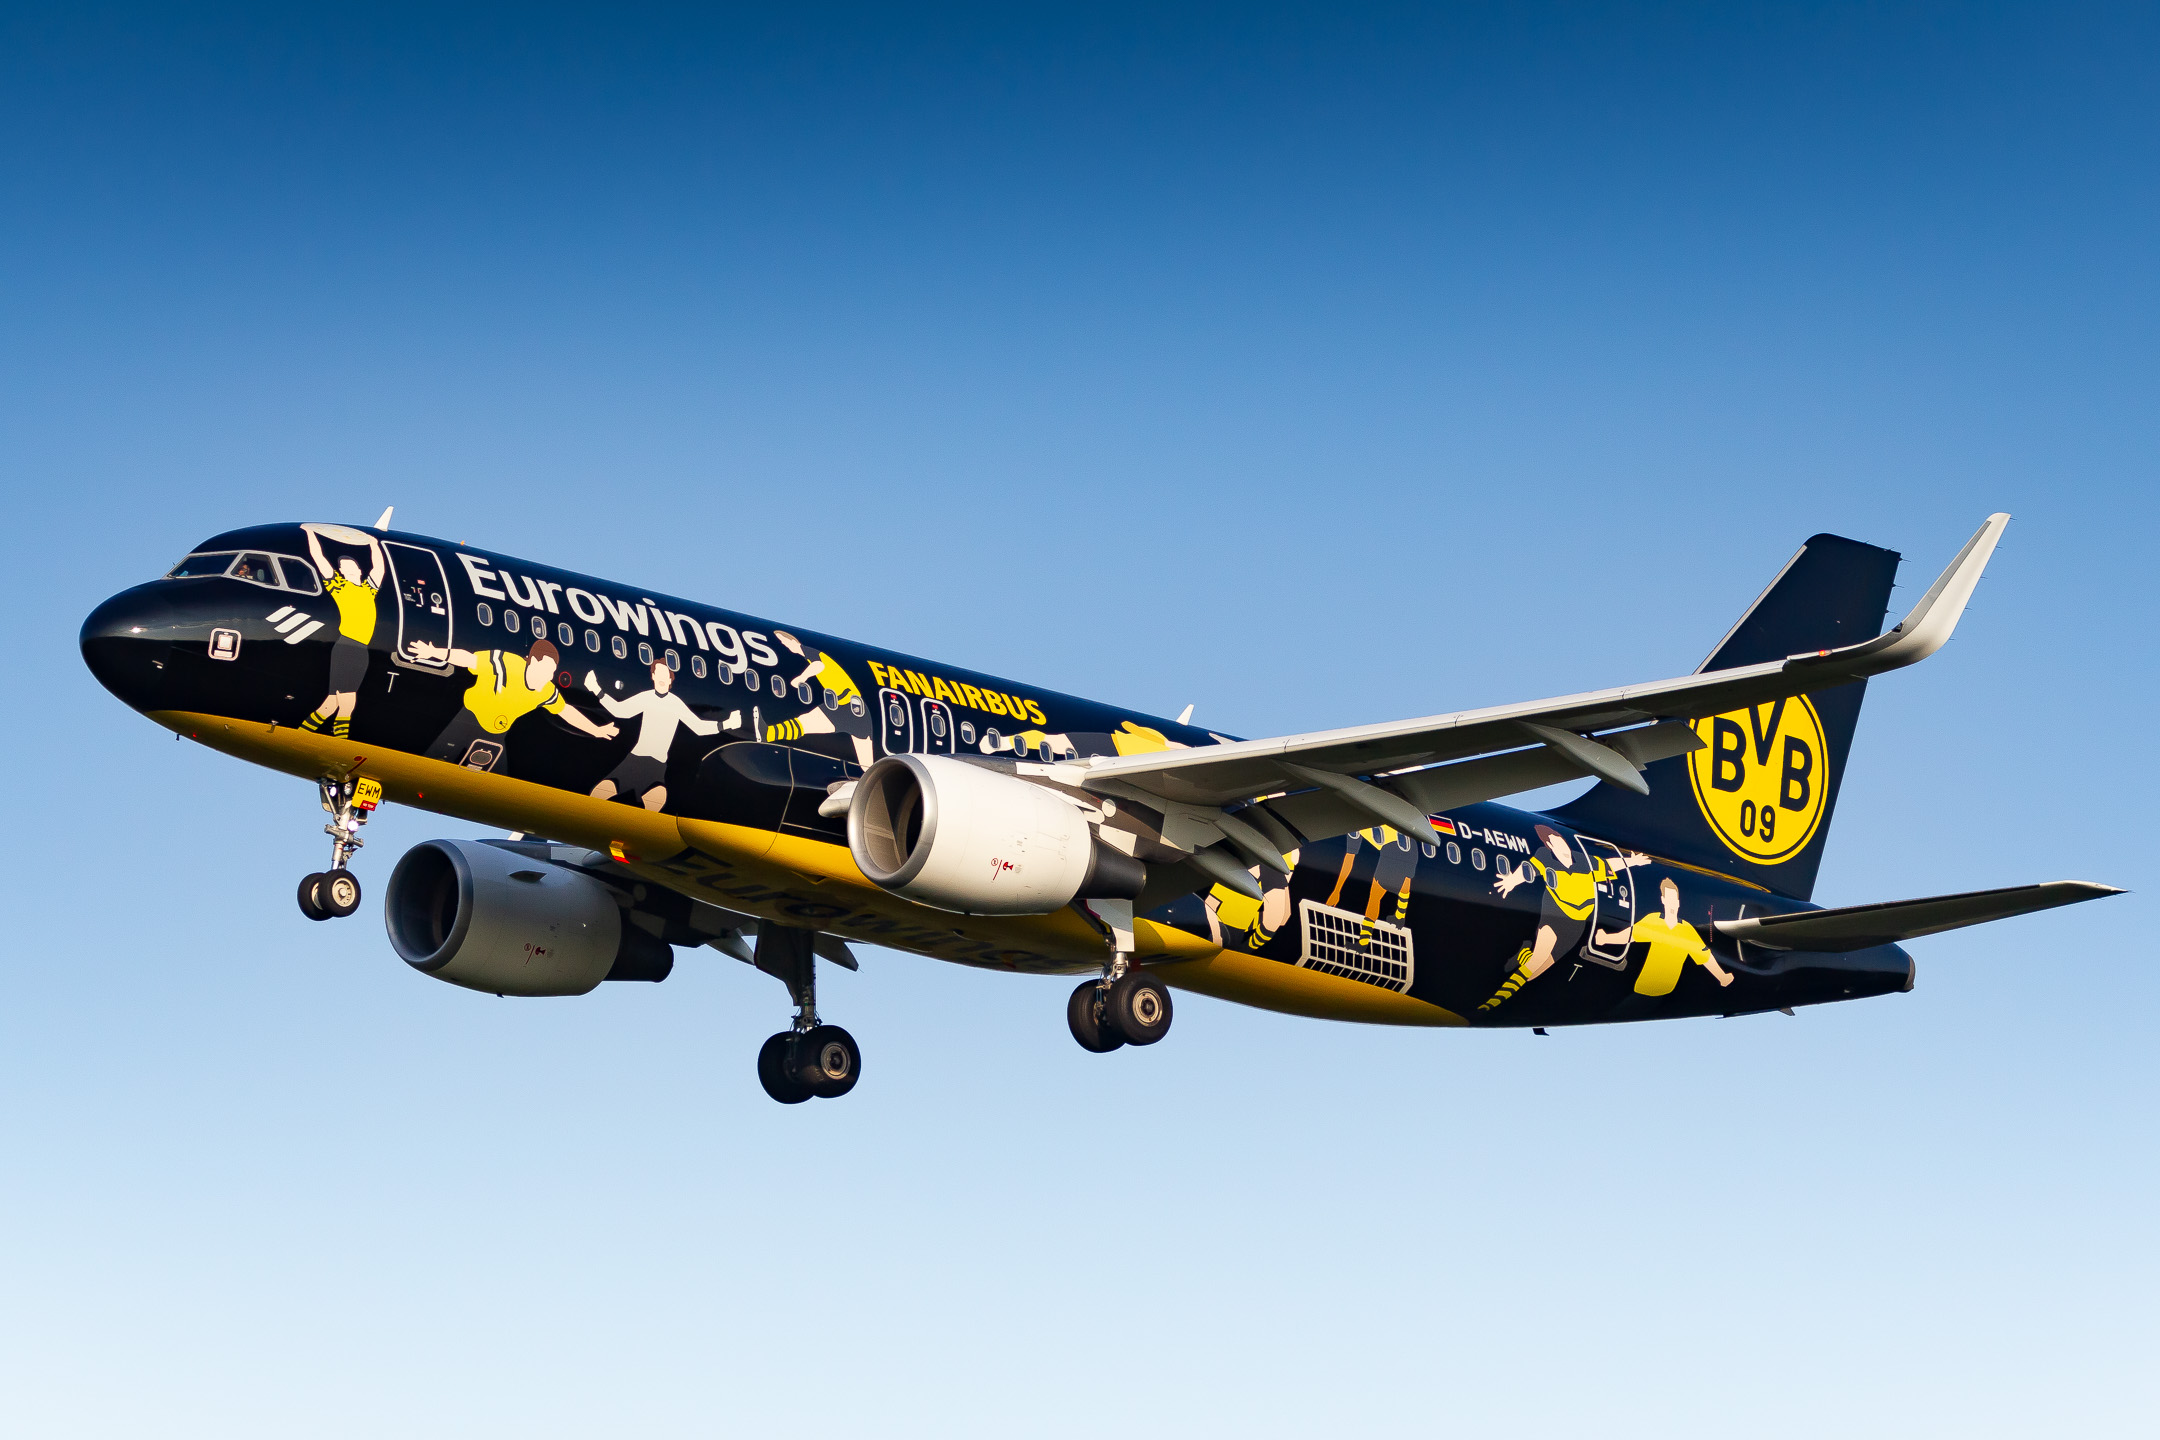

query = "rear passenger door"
[[1576, 836, 1636, 970]]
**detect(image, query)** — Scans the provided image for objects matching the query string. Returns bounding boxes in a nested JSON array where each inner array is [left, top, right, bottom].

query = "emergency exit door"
[[920, 698, 956, 754], [878, 687, 915, 756]]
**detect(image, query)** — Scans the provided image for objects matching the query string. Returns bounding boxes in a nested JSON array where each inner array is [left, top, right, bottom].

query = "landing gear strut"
[[297, 774, 378, 921], [752, 924, 861, 1104], [1068, 897, 1174, 1051]]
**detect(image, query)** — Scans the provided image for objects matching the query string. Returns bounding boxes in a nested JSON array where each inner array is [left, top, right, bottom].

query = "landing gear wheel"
[[1105, 971, 1173, 1046], [799, 1024, 861, 1098], [297, 873, 331, 922], [318, 869, 363, 918], [1067, 980, 1125, 1053], [757, 1033, 812, 1104]]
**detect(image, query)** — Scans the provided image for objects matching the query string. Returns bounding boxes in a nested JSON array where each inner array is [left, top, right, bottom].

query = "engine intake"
[[846, 754, 1141, 915], [384, 839, 672, 996]]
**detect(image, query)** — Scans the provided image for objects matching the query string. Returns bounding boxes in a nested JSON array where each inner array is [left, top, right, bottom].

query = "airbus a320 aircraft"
[[82, 512, 2117, 1102]]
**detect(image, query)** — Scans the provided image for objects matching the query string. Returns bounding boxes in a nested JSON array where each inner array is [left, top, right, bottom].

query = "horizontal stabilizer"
[[1715, 881, 2123, 952]]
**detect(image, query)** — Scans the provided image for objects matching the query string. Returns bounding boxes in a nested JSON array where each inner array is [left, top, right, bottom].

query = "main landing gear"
[[297, 774, 378, 922], [751, 925, 861, 1105], [1067, 968, 1174, 1052], [1067, 896, 1174, 1052]]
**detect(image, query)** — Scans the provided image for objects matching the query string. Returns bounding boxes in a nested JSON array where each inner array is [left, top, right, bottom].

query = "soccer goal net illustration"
[[1296, 899, 1415, 993]]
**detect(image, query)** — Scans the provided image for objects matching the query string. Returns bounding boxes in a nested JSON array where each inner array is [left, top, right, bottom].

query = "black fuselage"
[[82, 522, 1914, 1027]]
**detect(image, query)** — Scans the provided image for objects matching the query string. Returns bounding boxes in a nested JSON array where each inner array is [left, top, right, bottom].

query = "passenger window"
[[503, 609, 520, 633], [960, 721, 976, 744], [611, 635, 628, 659], [1422, 843, 1437, 858], [716, 663, 734, 684], [476, 602, 494, 626], [228, 553, 279, 586], [929, 710, 948, 739], [167, 552, 237, 578], [637, 642, 653, 665], [741, 669, 759, 691], [559, 623, 574, 647], [275, 556, 321, 594], [795, 682, 813, 705], [665, 649, 681, 672], [1472, 848, 1487, 870], [585, 629, 601, 652], [984, 728, 1002, 752], [822, 688, 838, 710], [771, 675, 786, 698], [886, 697, 908, 728], [1446, 842, 1461, 865], [691, 655, 707, 679], [531, 615, 546, 639]]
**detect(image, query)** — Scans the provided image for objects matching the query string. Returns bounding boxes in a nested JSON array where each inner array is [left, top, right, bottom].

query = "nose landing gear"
[[752, 924, 863, 1104], [297, 775, 379, 921]]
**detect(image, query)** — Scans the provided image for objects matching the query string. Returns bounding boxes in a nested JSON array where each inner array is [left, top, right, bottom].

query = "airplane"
[[80, 511, 2119, 1103]]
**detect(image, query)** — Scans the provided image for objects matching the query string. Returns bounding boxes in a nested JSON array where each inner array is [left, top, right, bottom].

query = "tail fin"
[[1552, 532, 1902, 901]]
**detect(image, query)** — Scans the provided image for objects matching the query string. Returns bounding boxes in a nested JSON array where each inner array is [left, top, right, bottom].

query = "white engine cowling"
[[847, 754, 1122, 915], [384, 839, 638, 996]]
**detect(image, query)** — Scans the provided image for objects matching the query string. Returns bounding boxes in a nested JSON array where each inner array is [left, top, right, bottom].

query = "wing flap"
[[1715, 881, 2122, 952]]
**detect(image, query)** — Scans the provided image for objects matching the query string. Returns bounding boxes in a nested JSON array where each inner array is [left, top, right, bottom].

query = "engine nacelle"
[[846, 754, 1142, 915], [384, 839, 670, 996]]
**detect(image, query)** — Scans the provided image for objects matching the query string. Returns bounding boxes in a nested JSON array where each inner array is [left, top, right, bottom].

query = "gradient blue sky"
[[4, 6, 2154, 1436]]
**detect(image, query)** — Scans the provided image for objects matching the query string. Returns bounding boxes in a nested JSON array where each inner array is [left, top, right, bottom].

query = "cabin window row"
[[467, 601, 863, 711]]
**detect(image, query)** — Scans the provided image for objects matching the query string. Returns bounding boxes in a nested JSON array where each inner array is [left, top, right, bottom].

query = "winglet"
[[1796, 513, 2009, 676], [374, 505, 395, 532]]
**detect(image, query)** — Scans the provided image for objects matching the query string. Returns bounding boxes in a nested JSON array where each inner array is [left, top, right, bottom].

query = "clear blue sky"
[[3, 6, 2153, 1436]]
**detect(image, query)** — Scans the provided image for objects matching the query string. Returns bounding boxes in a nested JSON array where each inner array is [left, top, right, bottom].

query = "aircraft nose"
[[81, 585, 177, 711]]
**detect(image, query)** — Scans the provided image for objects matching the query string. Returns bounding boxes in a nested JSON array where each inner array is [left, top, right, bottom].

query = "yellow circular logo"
[[1685, 696, 1828, 865]]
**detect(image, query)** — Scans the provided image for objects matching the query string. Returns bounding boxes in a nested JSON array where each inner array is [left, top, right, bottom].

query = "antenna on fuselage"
[[373, 506, 394, 531], [1176, 704, 1194, 725]]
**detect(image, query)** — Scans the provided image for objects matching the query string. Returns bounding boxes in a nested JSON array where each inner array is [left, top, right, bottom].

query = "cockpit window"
[[274, 556, 321, 594], [228, 553, 280, 587], [166, 549, 322, 593], [168, 551, 237, 578]]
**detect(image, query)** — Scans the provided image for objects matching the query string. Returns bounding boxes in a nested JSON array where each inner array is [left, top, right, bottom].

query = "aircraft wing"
[[1713, 881, 2123, 952], [1076, 514, 2008, 865]]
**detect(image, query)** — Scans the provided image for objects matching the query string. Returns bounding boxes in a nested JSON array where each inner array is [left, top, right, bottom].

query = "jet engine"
[[384, 838, 673, 996], [846, 754, 1143, 915]]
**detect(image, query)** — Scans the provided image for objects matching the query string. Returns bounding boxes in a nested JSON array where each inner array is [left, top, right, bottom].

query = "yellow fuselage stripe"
[[156, 709, 1466, 1027]]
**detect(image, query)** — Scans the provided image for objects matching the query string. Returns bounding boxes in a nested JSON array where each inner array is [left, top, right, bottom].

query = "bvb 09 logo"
[[1685, 696, 1827, 865]]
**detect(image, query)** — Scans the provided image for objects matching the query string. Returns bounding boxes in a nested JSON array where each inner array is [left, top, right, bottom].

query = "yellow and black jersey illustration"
[[80, 513, 2121, 1104]]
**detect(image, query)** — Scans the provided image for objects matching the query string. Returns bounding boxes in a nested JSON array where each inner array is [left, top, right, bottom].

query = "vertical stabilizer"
[[1551, 533, 1902, 901]]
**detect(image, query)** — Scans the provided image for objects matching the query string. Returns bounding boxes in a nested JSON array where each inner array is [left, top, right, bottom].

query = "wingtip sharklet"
[[1794, 511, 2010, 675]]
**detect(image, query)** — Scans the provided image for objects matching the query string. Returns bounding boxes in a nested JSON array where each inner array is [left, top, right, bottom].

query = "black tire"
[[319, 869, 363, 918], [799, 1024, 861, 1098], [757, 1033, 813, 1104], [1105, 971, 1173, 1046], [1067, 980, 1124, 1053], [297, 873, 331, 922]]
